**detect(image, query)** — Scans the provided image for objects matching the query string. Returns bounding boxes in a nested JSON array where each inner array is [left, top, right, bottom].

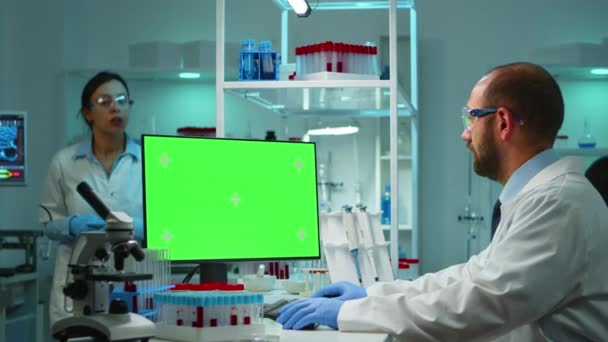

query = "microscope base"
[[52, 312, 156, 341]]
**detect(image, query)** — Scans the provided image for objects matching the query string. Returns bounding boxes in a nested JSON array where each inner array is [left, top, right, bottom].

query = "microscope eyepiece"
[[131, 245, 146, 262], [76, 181, 111, 219], [112, 240, 146, 271]]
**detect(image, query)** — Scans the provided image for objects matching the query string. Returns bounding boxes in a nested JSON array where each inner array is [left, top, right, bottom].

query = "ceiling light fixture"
[[287, 0, 311, 17], [307, 125, 359, 136], [178, 72, 201, 79], [590, 68, 608, 75]]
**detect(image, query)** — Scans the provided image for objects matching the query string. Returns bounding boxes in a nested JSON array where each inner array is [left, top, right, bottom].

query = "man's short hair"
[[484, 62, 564, 144]]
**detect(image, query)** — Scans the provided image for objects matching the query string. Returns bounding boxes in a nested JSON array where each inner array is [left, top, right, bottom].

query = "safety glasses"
[[461, 107, 524, 131], [91, 94, 134, 109]]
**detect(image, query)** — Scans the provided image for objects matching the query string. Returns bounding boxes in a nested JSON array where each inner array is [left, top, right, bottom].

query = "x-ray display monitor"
[[141, 135, 320, 262], [0, 112, 26, 185]]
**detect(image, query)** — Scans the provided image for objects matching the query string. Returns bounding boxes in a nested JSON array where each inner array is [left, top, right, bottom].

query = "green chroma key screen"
[[141, 135, 320, 262]]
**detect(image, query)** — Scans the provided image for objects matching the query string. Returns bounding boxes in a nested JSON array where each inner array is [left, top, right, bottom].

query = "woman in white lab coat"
[[277, 62, 608, 341], [39, 71, 144, 328]]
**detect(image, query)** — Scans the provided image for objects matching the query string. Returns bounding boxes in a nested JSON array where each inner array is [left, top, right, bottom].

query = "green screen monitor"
[[141, 135, 320, 281]]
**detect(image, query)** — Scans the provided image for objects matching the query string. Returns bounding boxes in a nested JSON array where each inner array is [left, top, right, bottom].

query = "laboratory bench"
[[0, 272, 40, 342], [0, 229, 44, 342], [150, 288, 392, 342], [151, 318, 391, 342]]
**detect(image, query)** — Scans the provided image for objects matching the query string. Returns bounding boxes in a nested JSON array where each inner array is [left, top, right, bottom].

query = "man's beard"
[[473, 128, 500, 181]]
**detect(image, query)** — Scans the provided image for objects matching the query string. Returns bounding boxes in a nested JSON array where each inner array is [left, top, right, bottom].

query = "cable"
[[39, 204, 53, 221], [39, 205, 54, 260], [181, 264, 200, 283]]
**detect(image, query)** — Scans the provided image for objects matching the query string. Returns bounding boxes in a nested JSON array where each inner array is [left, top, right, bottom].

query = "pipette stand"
[[355, 210, 394, 284], [318, 212, 359, 285]]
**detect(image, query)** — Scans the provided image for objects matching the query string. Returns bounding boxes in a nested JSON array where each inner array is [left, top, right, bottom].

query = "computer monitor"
[[0, 112, 26, 186], [141, 134, 320, 282]]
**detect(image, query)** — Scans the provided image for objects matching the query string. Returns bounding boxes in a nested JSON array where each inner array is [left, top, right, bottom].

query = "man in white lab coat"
[[277, 62, 608, 341]]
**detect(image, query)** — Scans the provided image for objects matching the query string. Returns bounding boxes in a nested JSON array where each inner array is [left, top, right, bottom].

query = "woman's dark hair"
[[80, 71, 130, 127], [585, 156, 608, 205]]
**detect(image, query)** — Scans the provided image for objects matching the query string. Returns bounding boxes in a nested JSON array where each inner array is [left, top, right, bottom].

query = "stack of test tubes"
[[295, 41, 380, 78], [154, 292, 264, 328], [301, 268, 331, 296], [240, 260, 328, 279], [267, 261, 289, 279], [115, 248, 173, 321]]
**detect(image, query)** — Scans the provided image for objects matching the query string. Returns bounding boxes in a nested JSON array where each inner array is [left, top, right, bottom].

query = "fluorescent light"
[[590, 68, 608, 75], [179, 72, 200, 79], [307, 125, 359, 136], [275, 0, 413, 11], [287, 0, 311, 17]]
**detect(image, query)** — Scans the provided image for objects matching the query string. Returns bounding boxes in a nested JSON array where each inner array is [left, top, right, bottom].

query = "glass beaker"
[[578, 118, 597, 149]]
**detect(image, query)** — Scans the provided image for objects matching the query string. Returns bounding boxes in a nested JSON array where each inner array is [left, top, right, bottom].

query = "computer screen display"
[[141, 135, 320, 262], [0, 112, 26, 185]]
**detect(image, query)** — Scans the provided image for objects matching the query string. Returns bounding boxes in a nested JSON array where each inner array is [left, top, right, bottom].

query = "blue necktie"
[[491, 199, 501, 239]]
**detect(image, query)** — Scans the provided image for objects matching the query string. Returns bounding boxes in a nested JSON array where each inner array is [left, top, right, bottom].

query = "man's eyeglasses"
[[461, 107, 524, 131], [91, 94, 134, 109]]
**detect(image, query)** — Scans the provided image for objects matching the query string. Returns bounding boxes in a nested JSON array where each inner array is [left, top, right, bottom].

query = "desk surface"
[[0, 272, 38, 284], [152, 318, 391, 342]]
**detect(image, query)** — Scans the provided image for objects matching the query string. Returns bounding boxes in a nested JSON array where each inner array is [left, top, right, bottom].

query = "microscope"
[[51, 182, 156, 342]]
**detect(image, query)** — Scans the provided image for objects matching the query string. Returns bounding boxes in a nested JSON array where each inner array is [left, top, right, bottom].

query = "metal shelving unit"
[[382, 224, 412, 231], [1, 273, 38, 336], [224, 81, 414, 117], [215, 0, 419, 276], [555, 148, 608, 157]]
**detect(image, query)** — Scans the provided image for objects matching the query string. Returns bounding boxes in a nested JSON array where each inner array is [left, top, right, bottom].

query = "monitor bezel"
[[0, 111, 27, 186], [140, 133, 321, 263]]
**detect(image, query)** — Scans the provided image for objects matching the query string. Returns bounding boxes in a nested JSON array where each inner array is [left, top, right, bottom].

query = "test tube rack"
[[153, 291, 266, 342]]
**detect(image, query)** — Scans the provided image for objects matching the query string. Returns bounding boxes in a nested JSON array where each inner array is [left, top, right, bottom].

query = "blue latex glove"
[[132, 216, 144, 241], [43, 218, 74, 242], [311, 281, 367, 301], [277, 297, 344, 330], [68, 215, 105, 236]]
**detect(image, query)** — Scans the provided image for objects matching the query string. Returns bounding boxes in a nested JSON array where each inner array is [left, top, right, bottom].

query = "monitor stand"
[[198, 262, 227, 283]]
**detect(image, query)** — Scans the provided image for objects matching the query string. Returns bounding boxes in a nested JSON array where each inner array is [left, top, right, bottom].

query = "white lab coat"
[[339, 157, 608, 341]]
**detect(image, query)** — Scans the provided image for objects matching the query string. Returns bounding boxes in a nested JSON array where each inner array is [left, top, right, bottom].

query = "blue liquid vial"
[[240, 39, 258, 80], [577, 118, 596, 149], [381, 185, 391, 224]]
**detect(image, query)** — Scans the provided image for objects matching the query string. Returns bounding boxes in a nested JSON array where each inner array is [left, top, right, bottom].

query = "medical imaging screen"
[[0, 113, 26, 185], [141, 135, 321, 262]]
